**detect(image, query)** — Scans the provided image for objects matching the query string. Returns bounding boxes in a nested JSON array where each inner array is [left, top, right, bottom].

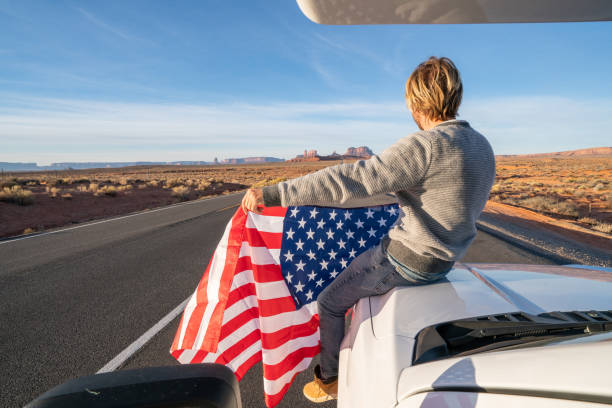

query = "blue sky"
[[1, 1, 611, 164]]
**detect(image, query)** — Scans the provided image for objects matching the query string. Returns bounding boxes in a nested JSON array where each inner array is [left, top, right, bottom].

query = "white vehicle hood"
[[369, 263, 612, 340]]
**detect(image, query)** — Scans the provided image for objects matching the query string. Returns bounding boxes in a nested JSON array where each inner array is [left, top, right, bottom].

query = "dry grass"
[[490, 155, 612, 234], [0, 186, 34, 206], [593, 223, 612, 234], [171, 186, 191, 201]]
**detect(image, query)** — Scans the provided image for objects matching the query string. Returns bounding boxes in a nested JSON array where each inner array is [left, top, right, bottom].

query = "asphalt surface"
[[0, 192, 555, 408]]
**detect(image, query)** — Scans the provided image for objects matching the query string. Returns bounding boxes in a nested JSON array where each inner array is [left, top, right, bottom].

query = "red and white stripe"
[[171, 207, 321, 407]]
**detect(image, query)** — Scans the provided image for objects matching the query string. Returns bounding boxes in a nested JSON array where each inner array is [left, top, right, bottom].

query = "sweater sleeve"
[[262, 134, 431, 207]]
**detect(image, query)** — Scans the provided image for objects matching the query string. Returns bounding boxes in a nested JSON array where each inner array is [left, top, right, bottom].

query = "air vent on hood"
[[413, 310, 612, 365]]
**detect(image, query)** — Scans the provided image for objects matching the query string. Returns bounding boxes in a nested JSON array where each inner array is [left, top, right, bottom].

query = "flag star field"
[[280, 204, 400, 307]]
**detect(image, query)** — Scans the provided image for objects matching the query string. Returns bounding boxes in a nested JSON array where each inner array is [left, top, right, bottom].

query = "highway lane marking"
[[97, 297, 190, 373], [0, 192, 244, 246]]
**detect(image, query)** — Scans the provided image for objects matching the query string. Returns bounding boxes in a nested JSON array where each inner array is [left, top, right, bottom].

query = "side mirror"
[[25, 363, 241, 408]]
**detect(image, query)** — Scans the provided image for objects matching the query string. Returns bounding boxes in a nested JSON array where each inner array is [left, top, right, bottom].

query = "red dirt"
[[483, 201, 612, 253]]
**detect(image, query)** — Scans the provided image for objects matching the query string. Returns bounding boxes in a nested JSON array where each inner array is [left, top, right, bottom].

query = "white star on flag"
[[344, 210, 352, 220], [290, 208, 299, 217], [307, 270, 317, 281], [346, 229, 355, 239], [326, 228, 335, 240], [305, 290, 313, 300], [284, 250, 294, 262], [336, 220, 344, 229], [306, 229, 315, 239], [329, 210, 337, 220], [355, 219, 364, 228], [316, 239, 325, 250], [377, 218, 387, 227], [368, 227, 377, 237], [309, 208, 319, 218], [316, 219, 325, 229], [328, 249, 337, 259], [365, 208, 375, 219], [319, 259, 329, 270], [306, 250, 316, 260], [295, 239, 304, 250], [338, 239, 346, 249], [295, 281, 305, 292], [316, 278, 324, 287], [297, 218, 306, 229], [295, 259, 306, 271], [358, 237, 367, 247], [286, 228, 295, 240], [339, 258, 348, 269]]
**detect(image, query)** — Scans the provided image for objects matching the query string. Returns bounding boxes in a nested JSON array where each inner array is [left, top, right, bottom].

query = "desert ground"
[[1, 156, 611, 243]]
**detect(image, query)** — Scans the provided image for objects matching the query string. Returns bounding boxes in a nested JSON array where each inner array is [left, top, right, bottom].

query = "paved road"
[[0, 193, 554, 407]]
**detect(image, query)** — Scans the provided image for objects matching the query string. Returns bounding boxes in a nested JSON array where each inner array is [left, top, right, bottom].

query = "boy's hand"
[[241, 188, 264, 214]]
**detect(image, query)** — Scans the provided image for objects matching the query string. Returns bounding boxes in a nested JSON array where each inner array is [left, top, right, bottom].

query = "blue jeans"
[[316, 241, 447, 379]]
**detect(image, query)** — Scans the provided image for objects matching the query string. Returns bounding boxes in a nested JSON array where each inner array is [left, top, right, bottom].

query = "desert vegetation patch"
[[0, 161, 337, 238], [489, 156, 611, 235]]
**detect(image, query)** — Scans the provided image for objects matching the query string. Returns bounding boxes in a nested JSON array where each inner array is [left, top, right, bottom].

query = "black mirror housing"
[[25, 363, 241, 408]]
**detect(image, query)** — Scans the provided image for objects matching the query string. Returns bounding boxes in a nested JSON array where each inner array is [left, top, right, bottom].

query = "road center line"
[[97, 297, 190, 373]]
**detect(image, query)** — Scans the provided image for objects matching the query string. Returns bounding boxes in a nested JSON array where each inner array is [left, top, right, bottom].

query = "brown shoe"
[[303, 365, 338, 403]]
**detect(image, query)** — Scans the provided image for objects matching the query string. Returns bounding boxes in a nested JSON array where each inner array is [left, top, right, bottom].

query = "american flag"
[[170, 203, 399, 407]]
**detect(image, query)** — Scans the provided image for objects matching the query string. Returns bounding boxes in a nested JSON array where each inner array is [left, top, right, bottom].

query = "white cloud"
[[0, 94, 610, 164]]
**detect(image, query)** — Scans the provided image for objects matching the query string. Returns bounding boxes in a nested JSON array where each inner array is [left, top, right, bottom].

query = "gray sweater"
[[263, 120, 496, 274]]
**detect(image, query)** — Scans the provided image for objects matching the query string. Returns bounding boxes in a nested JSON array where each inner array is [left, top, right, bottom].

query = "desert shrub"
[[89, 183, 99, 193], [138, 184, 147, 189], [77, 185, 88, 192], [23, 227, 36, 234], [117, 185, 133, 192], [490, 184, 503, 193], [147, 180, 159, 187], [61, 193, 72, 200], [593, 222, 612, 234], [0, 186, 34, 205], [166, 178, 183, 188], [593, 183, 606, 191], [251, 177, 287, 188], [119, 177, 131, 186], [573, 190, 587, 198], [47, 187, 60, 198], [95, 186, 117, 197], [172, 186, 191, 201], [196, 181, 211, 191], [519, 196, 557, 212], [578, 217, 597, 225], [556, 201, 580, 217]]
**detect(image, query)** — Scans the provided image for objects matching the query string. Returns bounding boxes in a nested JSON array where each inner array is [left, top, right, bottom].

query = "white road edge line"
[[97, 297, 190, 374], [0, 191, 244, 245]]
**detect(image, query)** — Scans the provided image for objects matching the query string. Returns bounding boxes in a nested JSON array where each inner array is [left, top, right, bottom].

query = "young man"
[[241, 56, 495, 402]]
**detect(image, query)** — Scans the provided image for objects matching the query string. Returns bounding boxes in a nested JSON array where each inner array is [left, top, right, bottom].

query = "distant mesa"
[[288, 146, 374, 162], [0, 157, 285, 172], [497, 146, 612, 158], [220, 157, 284, 164]]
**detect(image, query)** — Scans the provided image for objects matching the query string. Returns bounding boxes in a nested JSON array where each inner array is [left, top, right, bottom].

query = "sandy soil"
[[483, 201, 611, 253]]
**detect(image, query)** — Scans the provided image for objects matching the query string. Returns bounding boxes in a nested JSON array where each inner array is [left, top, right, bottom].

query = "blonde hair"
[[405, 57, 463, 121]]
